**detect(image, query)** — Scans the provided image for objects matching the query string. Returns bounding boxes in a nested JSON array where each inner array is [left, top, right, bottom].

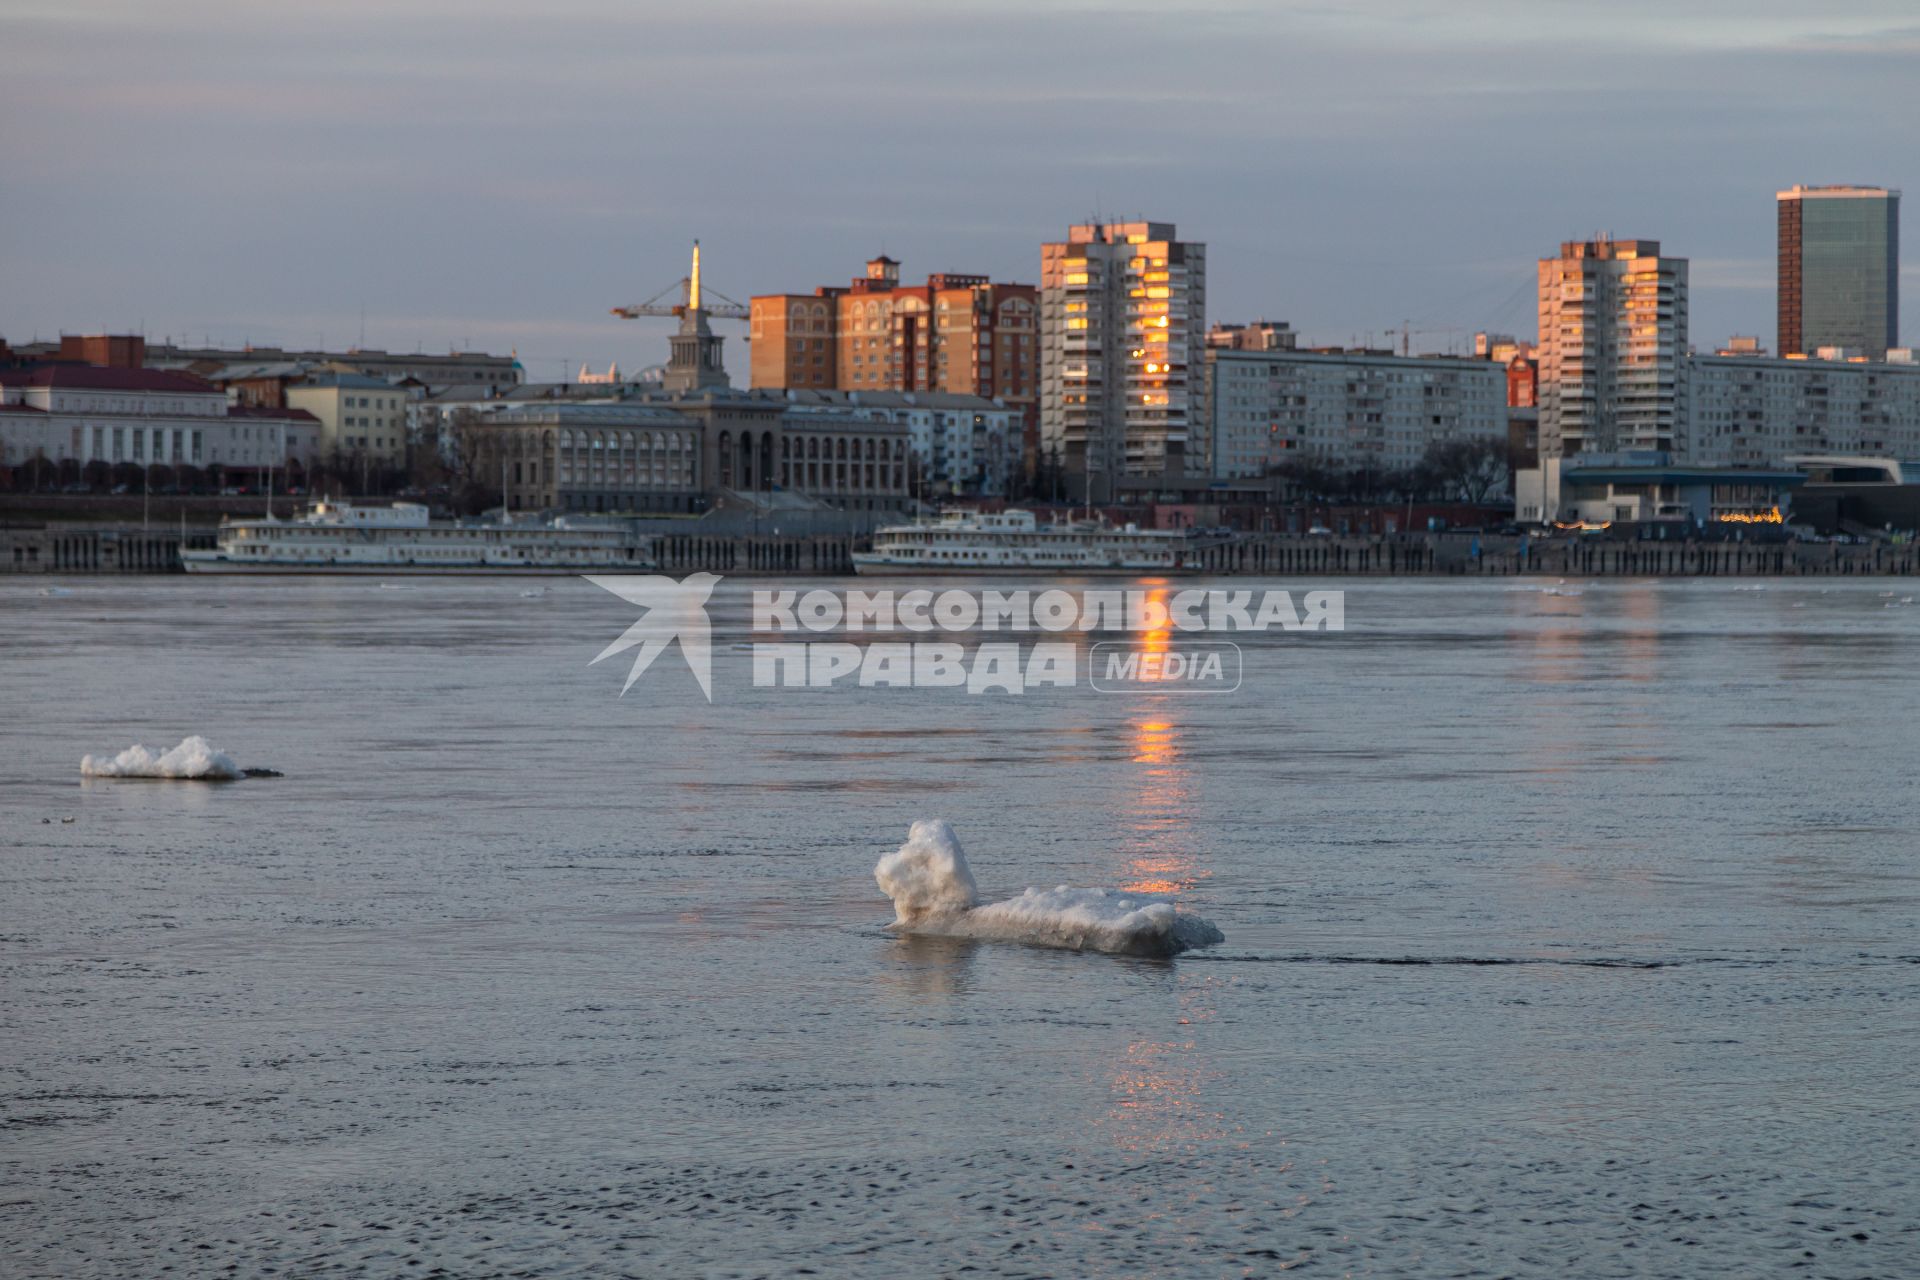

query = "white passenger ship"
[[180, 500, 652, 574], [852, 509, 1190, 575]]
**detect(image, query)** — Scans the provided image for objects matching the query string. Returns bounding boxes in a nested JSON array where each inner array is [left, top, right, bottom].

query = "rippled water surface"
[[3, 575, 1917, 1277]]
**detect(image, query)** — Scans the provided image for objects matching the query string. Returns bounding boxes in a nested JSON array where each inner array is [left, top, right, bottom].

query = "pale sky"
[[2, 0, 1915, 381]]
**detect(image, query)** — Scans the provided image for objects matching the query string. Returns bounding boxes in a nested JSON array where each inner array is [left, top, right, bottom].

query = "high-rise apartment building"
[[1536, 238, 1688, 459], [748, 257, 1037, 452], [1040, 221, 1206, 501], [1777, 185, 1900, 360]]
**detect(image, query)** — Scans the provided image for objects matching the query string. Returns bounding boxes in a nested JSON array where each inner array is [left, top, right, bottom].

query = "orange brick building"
[[751, 256, 1039, 459]]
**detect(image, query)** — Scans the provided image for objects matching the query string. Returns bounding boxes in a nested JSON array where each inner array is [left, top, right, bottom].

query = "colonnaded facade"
[[472, 392, 912, 514]]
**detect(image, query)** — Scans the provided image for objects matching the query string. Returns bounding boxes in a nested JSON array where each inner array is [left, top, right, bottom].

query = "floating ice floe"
[[80, 736, 243, 781], [875, 818, 1223, 958]]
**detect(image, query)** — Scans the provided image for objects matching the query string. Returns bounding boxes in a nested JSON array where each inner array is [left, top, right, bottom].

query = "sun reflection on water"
[[1096, 979, 1239, 1155], [1121, 714, 1204, 895]]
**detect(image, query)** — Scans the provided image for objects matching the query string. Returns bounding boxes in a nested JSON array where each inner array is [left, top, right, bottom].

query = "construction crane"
[[1390, 320, 1466, 357], [610, 241, 750, 322]]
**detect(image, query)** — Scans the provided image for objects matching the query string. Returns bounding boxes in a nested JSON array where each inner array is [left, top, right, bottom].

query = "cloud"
[[1691, 259, 1776, 292], [1, 0, 1914, 362]]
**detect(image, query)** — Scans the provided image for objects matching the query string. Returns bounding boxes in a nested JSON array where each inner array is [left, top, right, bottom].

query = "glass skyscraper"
[[1777, 185, 1900, 359]]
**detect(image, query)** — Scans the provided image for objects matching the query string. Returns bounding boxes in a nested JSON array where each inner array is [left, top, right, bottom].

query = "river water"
[[2, 575, 1916, 1277]]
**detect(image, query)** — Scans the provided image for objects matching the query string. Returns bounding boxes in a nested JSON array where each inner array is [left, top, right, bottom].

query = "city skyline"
[[3, 1, 1916, 377]]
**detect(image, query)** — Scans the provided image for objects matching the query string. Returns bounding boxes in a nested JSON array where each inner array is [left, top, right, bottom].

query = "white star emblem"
[[584, 572, 721, 700]]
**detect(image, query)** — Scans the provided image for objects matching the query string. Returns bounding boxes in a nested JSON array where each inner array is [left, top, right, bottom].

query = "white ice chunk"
[[875, 820, 1222, 958], [80, 736, 241, 781], [874, 818, 980, 923]]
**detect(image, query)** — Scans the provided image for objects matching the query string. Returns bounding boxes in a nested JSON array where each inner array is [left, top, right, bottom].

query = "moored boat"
[[852, 508, 1189, 575], [180, 500, 652, 574]]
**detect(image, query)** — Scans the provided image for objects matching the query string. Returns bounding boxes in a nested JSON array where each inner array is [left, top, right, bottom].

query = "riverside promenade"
[[1180, 533, 1920, 577], [4, 523, 1914, 577]]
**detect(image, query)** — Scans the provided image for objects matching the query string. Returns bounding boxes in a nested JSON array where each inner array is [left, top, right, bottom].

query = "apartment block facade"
[[1207, 348, 1507, 480], [1536, 238, 1689, 460], [1207, 320, 1296, 352], [1687, 350, 1920, 468], [1039, 221, 1206, 501], [285, 372, 411, 464], [748, 257, 1036, 445]]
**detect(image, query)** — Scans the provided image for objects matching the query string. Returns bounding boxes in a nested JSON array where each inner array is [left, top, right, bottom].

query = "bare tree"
[[1269, 454, 1342, 501], [441, 409, 502, 515], [1413, 437, 1508, 504]]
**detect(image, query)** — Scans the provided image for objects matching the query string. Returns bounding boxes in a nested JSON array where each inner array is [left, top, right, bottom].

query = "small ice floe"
[[378, 582, 411, 590], [519, 587, 547, 599], [874, 819, 1223, 958], [1541, 587, 1584, 597], [38, 586, 74, 598], [80, 736, 243, 782]]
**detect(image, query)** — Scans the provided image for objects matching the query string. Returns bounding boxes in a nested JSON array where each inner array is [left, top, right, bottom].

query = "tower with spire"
[[664, 242, 730, 393]]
